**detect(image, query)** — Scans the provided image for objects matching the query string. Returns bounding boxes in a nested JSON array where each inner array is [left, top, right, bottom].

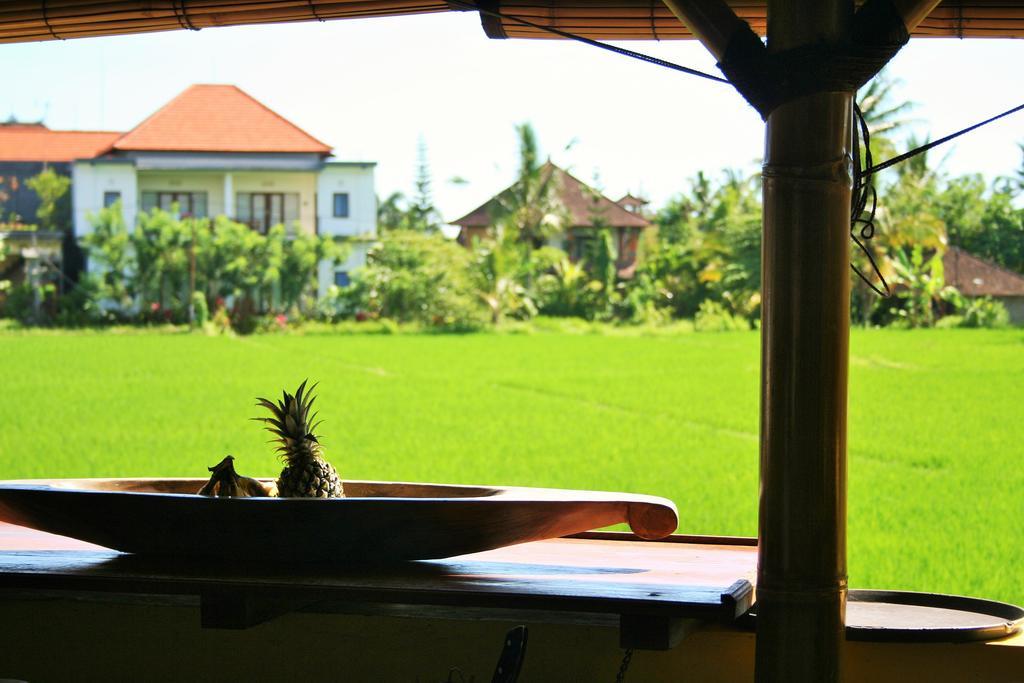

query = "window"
[[103, 191, 121, 208], [334, 271, 351, 287], [332, 193, 350, 218], [236, 192, 300, 233], [141, 191, 208, 218]]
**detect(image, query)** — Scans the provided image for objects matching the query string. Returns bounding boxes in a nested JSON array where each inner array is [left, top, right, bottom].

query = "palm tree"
[[490, 123, 568, 248], [857, 70, 918, 164]]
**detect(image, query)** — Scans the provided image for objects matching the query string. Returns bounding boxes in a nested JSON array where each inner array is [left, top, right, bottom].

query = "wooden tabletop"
[[0, 522, 757, 648]]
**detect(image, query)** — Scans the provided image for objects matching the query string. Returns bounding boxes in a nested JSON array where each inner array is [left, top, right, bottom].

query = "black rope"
[[308, 0, 326, 22], [447, 0, 728, 84], [614, 648, 634, 683], [450, 0, 1021, 298], [40, 0, 64, 41], [173, 0, 199, 32], [851, 104, 891, 297], [851, 99, 1024, 297], [862, 101, 1024, 178]]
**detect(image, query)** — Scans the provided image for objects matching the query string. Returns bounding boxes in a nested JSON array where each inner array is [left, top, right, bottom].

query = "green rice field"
[[1, 326, 1022, 605]]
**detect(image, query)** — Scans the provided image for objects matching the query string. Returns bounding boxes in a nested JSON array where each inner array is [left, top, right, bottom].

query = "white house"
[[66, 84, 376, 295]]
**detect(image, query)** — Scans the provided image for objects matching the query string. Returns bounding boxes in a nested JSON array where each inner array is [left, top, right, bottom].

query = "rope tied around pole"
[[852, 104, 891, 297], [718, 0, 909, 119]]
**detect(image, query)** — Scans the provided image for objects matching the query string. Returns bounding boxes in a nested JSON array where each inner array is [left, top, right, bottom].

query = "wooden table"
[[5, 523, 1024, 682], [0, 522, 757, 650]]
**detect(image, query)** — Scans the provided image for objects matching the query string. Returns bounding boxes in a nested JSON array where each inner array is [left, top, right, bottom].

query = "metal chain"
[[614, 648, 634, 683]]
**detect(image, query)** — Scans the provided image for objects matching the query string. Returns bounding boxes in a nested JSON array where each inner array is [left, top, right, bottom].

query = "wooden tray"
[[740, 589, 1024, 643], [0, 479, 678, 563], [845, 589, 1024, 643]]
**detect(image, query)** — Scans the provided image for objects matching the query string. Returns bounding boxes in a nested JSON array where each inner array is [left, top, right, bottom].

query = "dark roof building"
[[943, 246, 1024, 323], [616, 193, 650, 217], [451, 162, 650, 278]]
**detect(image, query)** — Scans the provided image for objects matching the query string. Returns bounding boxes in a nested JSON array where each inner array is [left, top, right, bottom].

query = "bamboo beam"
[[755, 1, 852, 681], [892, 0, 945, 30], [659, 0, 750, 61]]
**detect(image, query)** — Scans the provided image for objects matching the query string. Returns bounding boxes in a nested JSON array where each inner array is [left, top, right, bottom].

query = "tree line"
[[2, 74, 1022, 331]]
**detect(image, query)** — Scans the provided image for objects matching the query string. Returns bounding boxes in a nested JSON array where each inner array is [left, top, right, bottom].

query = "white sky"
[[3, 13, 1023, 221]]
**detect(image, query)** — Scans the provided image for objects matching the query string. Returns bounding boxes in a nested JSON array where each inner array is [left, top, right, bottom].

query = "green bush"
[[960, 296, 1010, 328], [935, 315, 964, 329], [191, 291, 209, 327], [694, 299, 751, 332], [55, 276, 107, 327], [81, 208, 344, 324], [534, 259, 606, 320], [1, 283, 37, 323], [349, 231, 488, 331]]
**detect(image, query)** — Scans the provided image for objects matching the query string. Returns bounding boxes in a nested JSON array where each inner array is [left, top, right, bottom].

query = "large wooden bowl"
[[0, 479, 678, 563]]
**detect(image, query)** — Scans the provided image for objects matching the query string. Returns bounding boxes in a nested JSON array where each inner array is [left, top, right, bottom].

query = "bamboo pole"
[[755, 1, 852, 681]]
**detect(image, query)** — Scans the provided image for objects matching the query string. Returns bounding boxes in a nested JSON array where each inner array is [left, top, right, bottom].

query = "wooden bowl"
[[0, 479, 678, 563]]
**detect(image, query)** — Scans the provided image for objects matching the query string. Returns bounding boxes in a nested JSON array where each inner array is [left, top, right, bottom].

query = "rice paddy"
[[1, 325, 1021, 604]]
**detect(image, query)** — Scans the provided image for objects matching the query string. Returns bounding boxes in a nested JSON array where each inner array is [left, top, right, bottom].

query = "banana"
[[197, 456, 276, 497]]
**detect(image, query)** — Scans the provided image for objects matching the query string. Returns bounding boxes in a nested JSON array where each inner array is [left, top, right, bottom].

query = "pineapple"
[[254, 380, 344, 498]]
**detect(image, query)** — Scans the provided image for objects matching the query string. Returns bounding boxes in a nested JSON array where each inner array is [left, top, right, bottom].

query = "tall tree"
[[857, 70, 917, 164], [407, 137, 441, 233], [644, 170, 763, 320], [878, 135, 947, 251], [938, 174, 1024, 275], [26, 169, 71, 232]]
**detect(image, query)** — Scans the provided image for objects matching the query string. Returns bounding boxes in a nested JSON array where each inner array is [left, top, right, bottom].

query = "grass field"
[[1, 325, 1022, 605]]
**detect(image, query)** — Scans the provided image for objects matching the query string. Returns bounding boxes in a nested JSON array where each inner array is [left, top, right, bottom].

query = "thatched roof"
[[2, 1, 1021, 44]]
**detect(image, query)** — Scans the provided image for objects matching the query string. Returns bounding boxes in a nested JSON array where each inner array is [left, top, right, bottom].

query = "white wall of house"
[[136, 170, 318, 234], [71, 158, 375, 300], [317, 240, 373, 298], [137, 171, 227, 216], [72, 161, 137, 238], [316, 163, 376, 238], [315, 163, 376, 297]]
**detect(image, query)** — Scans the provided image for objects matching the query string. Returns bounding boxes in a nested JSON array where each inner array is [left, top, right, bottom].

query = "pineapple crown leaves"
[[251, 380, 326, 462]]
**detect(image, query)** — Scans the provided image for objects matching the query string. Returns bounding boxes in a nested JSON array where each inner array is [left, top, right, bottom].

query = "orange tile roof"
[[112, 84, 332, 155], [0, 127, 121, 162]]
